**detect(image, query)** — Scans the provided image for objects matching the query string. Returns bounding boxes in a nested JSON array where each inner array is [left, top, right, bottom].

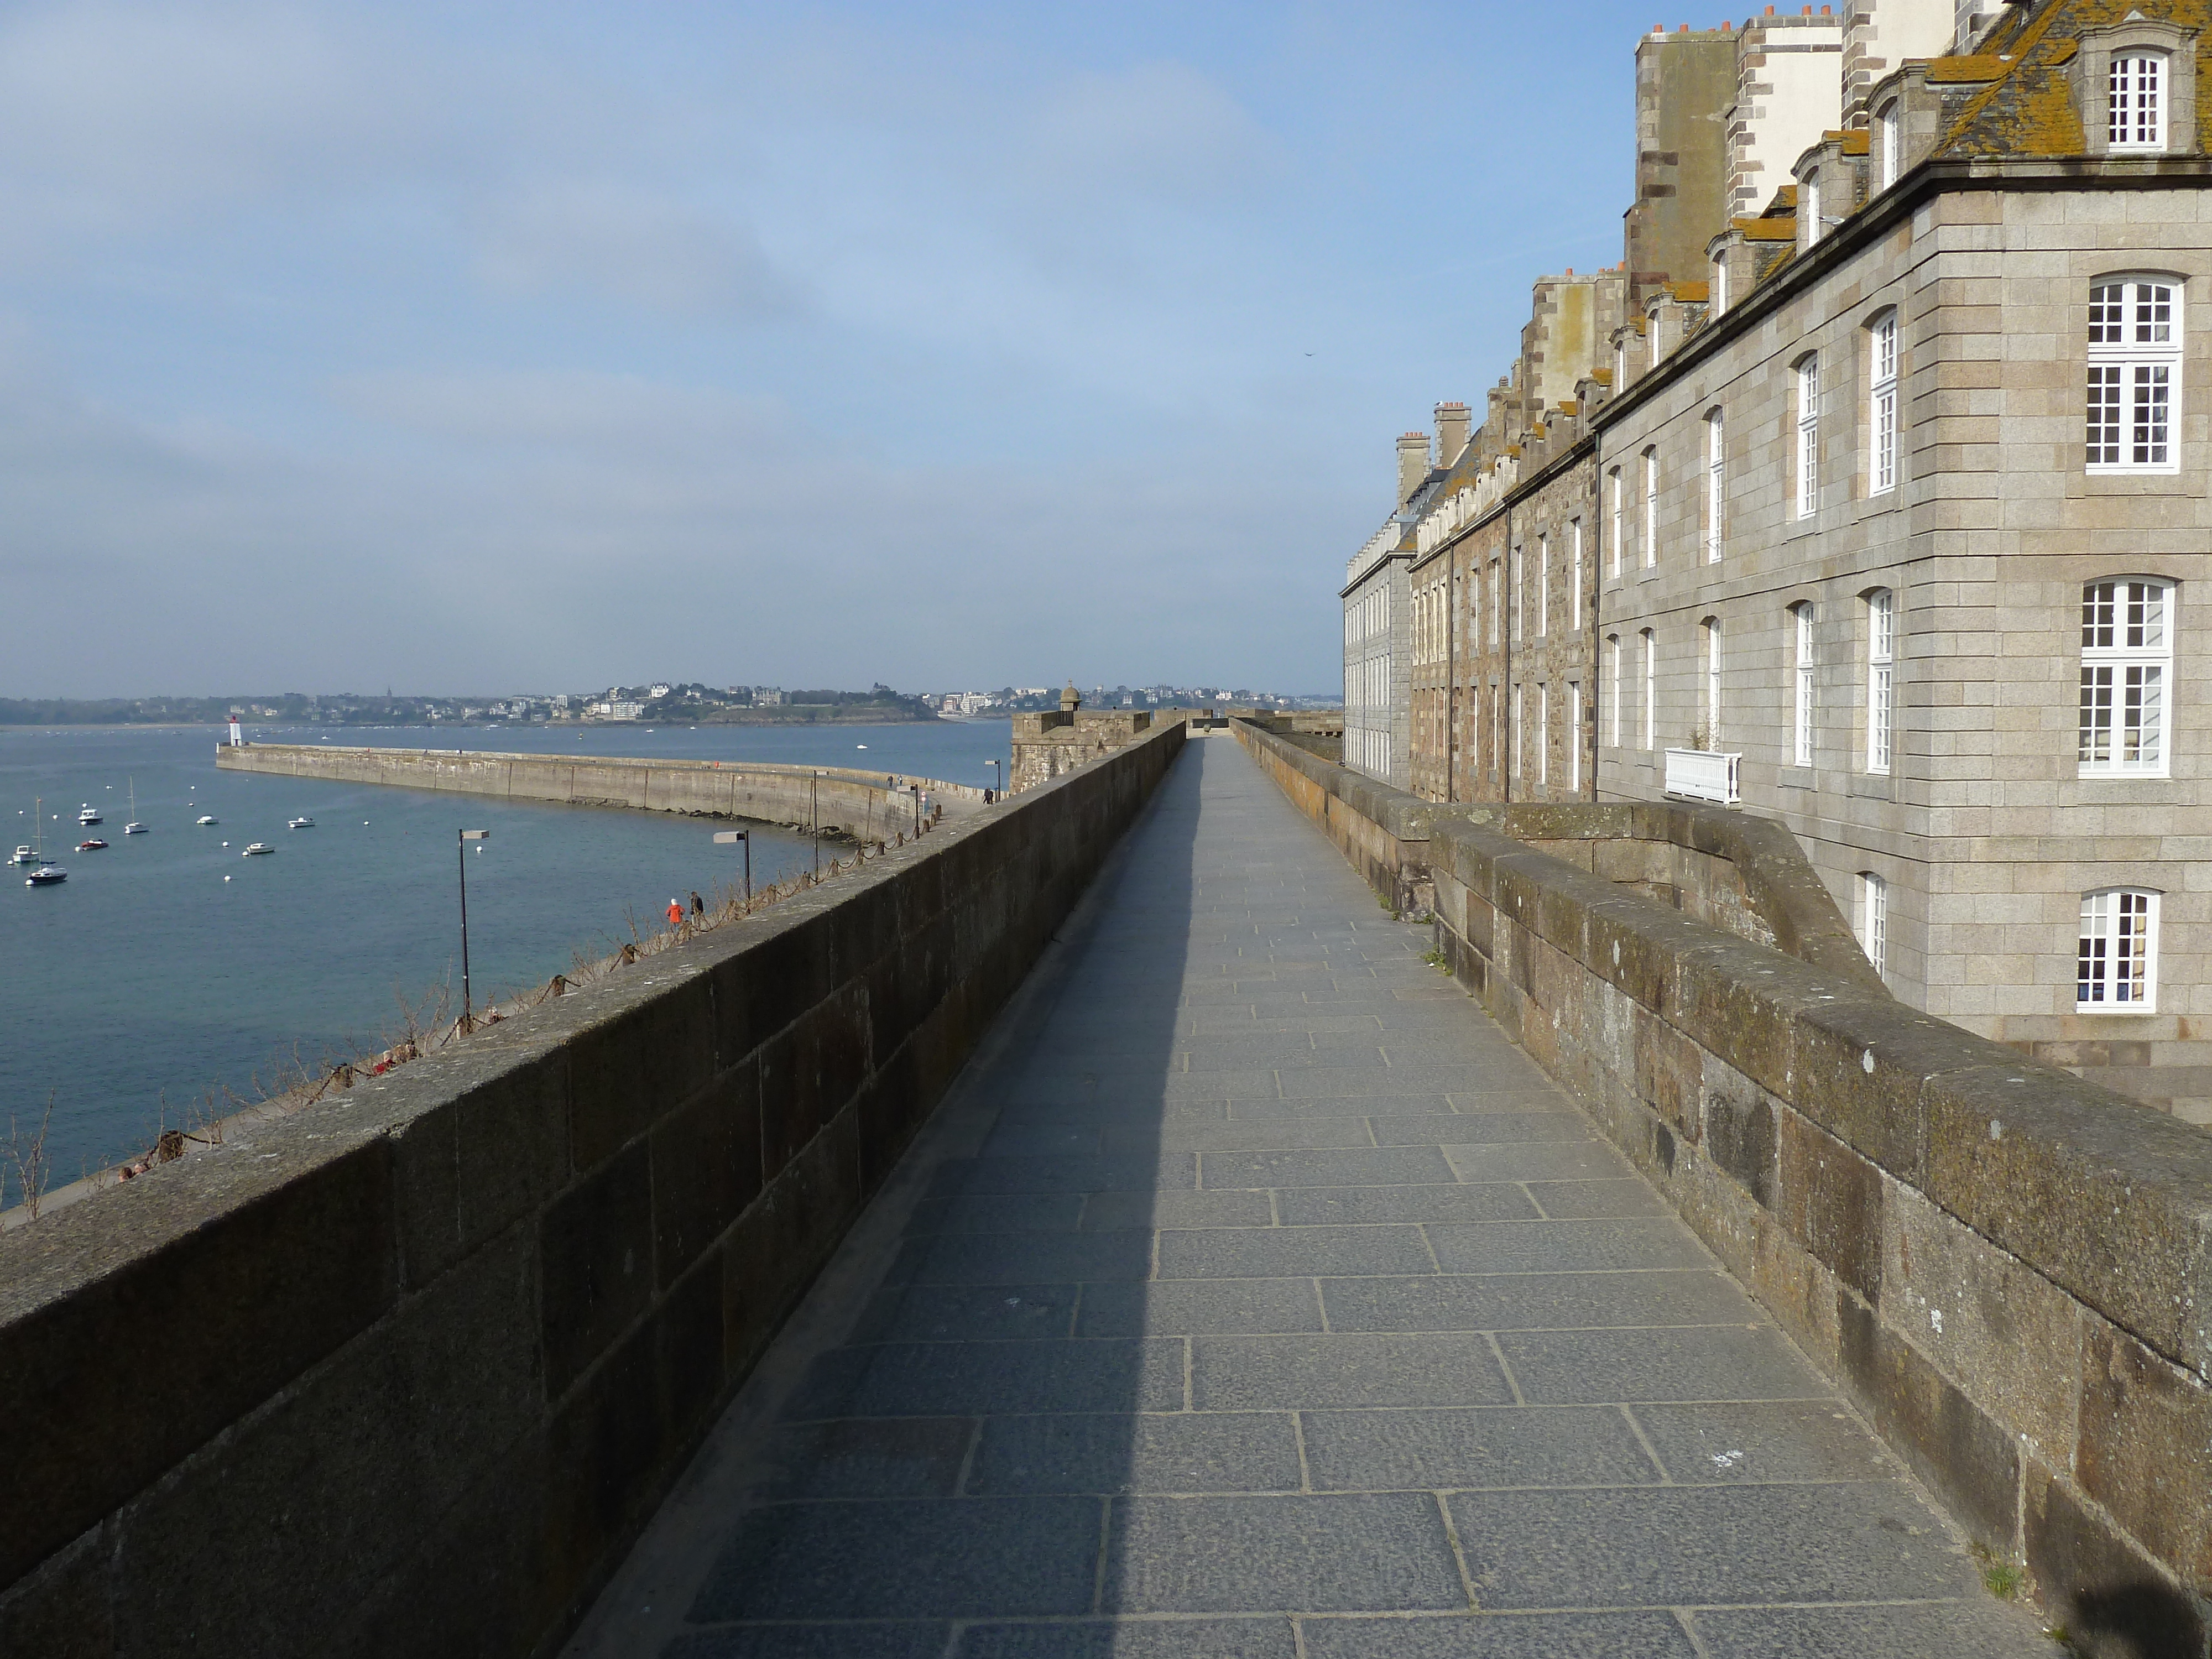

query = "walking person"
[[667, 896, 684, 930], [689, 890, 705, 921]]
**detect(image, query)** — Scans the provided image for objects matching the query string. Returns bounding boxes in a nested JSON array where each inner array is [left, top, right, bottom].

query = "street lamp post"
[[910, 783, 921, 835], [713, 828, 751, 900], [985, 759, 1003, 800], [811, 770, 825, 877], [457, 828, 491, 1030]]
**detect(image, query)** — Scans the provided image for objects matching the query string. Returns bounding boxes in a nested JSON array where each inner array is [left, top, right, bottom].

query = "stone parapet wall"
[[216, 743, 984, 839], [0, 723, 1187, 1659], [1235, 719, 2212, 1656]]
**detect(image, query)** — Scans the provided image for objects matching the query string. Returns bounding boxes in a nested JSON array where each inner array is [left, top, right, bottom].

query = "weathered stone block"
[[651, 1064, 763, 1292], [2077, 1322, 2212, 1581], [540, 1140, 654, 1397], [566, 974, 718, 1172], [1776, 1112, 1884, 1305], [2025, 1462, 2209, 1659], [0, 1135, 398, 1587]]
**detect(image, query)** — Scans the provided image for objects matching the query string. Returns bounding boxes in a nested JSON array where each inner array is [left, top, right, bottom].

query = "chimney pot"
[[1396, 430, 1433, 503], [1434, 402, 1473, 468]]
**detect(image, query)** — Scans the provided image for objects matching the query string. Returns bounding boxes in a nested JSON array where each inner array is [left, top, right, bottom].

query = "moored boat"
[[196, 815, 218, 826], [288, 816, 315, 830], [8, 846, 33, 866], [25, 863, 66, 886], [242, 842, 275, 855], [76, 838, 108, 852], [77, 804, 101, 826]]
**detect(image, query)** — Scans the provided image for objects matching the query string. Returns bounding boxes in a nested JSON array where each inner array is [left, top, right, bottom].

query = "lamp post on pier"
[[811, 770, 826, 877], [985, 758, 1002, 801], [457, 828, 490, 1030], [713, 828, 751, 901]]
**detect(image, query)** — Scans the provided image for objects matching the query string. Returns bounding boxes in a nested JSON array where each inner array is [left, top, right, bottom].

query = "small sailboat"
[[196, 814, 218, 826], [25, 863, 66, 886], [288, 816, 315, 830], [124, 778, 146, 835], [242, 842, 275, 856]]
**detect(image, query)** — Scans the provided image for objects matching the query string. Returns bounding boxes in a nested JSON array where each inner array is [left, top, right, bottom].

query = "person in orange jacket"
[[667, 897, 683, 929]]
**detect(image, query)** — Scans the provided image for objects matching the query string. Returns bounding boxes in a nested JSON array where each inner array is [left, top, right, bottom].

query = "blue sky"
[[0, 1, 1673, 698]]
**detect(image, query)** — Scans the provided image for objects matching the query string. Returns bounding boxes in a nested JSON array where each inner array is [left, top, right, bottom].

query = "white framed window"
[[1641, 628, 1656, 752], [2088, 278, 2180, 472], [1536, 534, 1550, 637], [1512, 682, 1524, 776], [2079, 888, 2159, 1010], [1608, 468, 1624, 578], [1796, 355, 1820, 518], [1704, 409, 1725, 561], [1713, 252, 1729, 316], [1569, 519, 1583, 621], [1877, 100, 1900, 190], [1702, 618, 1721, 747], [1537, 683, 1550, 786], [1801, 171, 1823, 249], [1606, 634, 1621, 748], [2110, 54, 2167, 151], [2079, 578, 2173, 776], [1488, 560, 1500, 646], [1792, 603, 1815, 767], [1642, 446, 1658, 567], [1511, 545, 1524, 641], [1858, 872, 1887, 978], [1568, 680, 1582, 792], [1866, 588, 1894, 775], [1870, 312, 1899, 495], [1615, 340, 1628, 389]]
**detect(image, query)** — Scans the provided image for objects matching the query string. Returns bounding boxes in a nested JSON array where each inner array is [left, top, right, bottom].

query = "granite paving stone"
[[1100, 1493, 1467, 1613], [1317, 1270, 1757, 1333], [1423, 1218, 1709, 1274], [1446, 1482, 1980, 1607], [1074, 1279, 1326, 1337], [1275, 1183, 1540, 1225], [593, 740, 2047, 1659], [1299, 1405, 1658, 1491], [968, 1412, 1303, 1495], [1298, 1611, 1698, 1657], [1156, 1225, 1434, 1280]]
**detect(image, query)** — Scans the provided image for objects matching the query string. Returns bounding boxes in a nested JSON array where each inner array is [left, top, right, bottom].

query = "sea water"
[[0, 719, 1013, 1188]]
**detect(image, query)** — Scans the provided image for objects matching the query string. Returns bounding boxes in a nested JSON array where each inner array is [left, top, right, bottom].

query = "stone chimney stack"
[[1434, 403, 1472, 468], [1396, 431, 1432, 504]]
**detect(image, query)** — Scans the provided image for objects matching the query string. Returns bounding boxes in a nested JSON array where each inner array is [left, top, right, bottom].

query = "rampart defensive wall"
[[1236, 718, 2212, 1650], [0, 723, 1184, 1657], [215, 742, 985, 840]]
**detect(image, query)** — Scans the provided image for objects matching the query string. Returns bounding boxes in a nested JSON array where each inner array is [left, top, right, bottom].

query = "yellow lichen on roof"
[[1938, 0, 2212, 159], [1837, 129, 1871, 156], [1926, 54, 2010, 82], [1739, 219, 1797, 242], [1667, 280, 1711, 302]]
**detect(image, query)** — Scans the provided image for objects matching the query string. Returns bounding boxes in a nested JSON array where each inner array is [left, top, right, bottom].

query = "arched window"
[[2079, 888, 2160, 1009], [1865, 589, 1895, 775], [1701, 617, 1722, 748], [1794, 355, 1820, 518], [2110, 53, 2167, 151], [2087, 277, 2180, 472], [1704, 409, 1725, 562], [1791, 602, 1815, 767], [1608, 466, 1624, 578], [1876, 100, 1901, 190], [2079, 578, 2174, 775], [1858, 872, 1887, 977], [1640, 628, 1656, 752], [1868, 312, 1899, 495], [1606, 633, 1622, 748], [1641, 446, 1660, 567]]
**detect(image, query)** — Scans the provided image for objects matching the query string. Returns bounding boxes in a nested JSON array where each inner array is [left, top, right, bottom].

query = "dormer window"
[[1877, 101, 1900, 190], [2111, 54, 2167, 150], [1801, 171, 1823, 248], [1712, 251, 1729, 315]]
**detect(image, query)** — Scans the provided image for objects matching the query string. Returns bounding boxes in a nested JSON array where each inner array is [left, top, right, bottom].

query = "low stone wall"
[[216, 743, 985, 838], [0, 722, 1187, 1659], [1236, 721, 2212, 1658]]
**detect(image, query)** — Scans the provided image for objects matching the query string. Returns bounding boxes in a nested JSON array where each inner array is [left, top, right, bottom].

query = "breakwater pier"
[[215, 742, 985, 839]]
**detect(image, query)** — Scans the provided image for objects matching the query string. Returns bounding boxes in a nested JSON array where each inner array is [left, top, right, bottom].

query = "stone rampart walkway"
[[572, 738, 2048, 1658]]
